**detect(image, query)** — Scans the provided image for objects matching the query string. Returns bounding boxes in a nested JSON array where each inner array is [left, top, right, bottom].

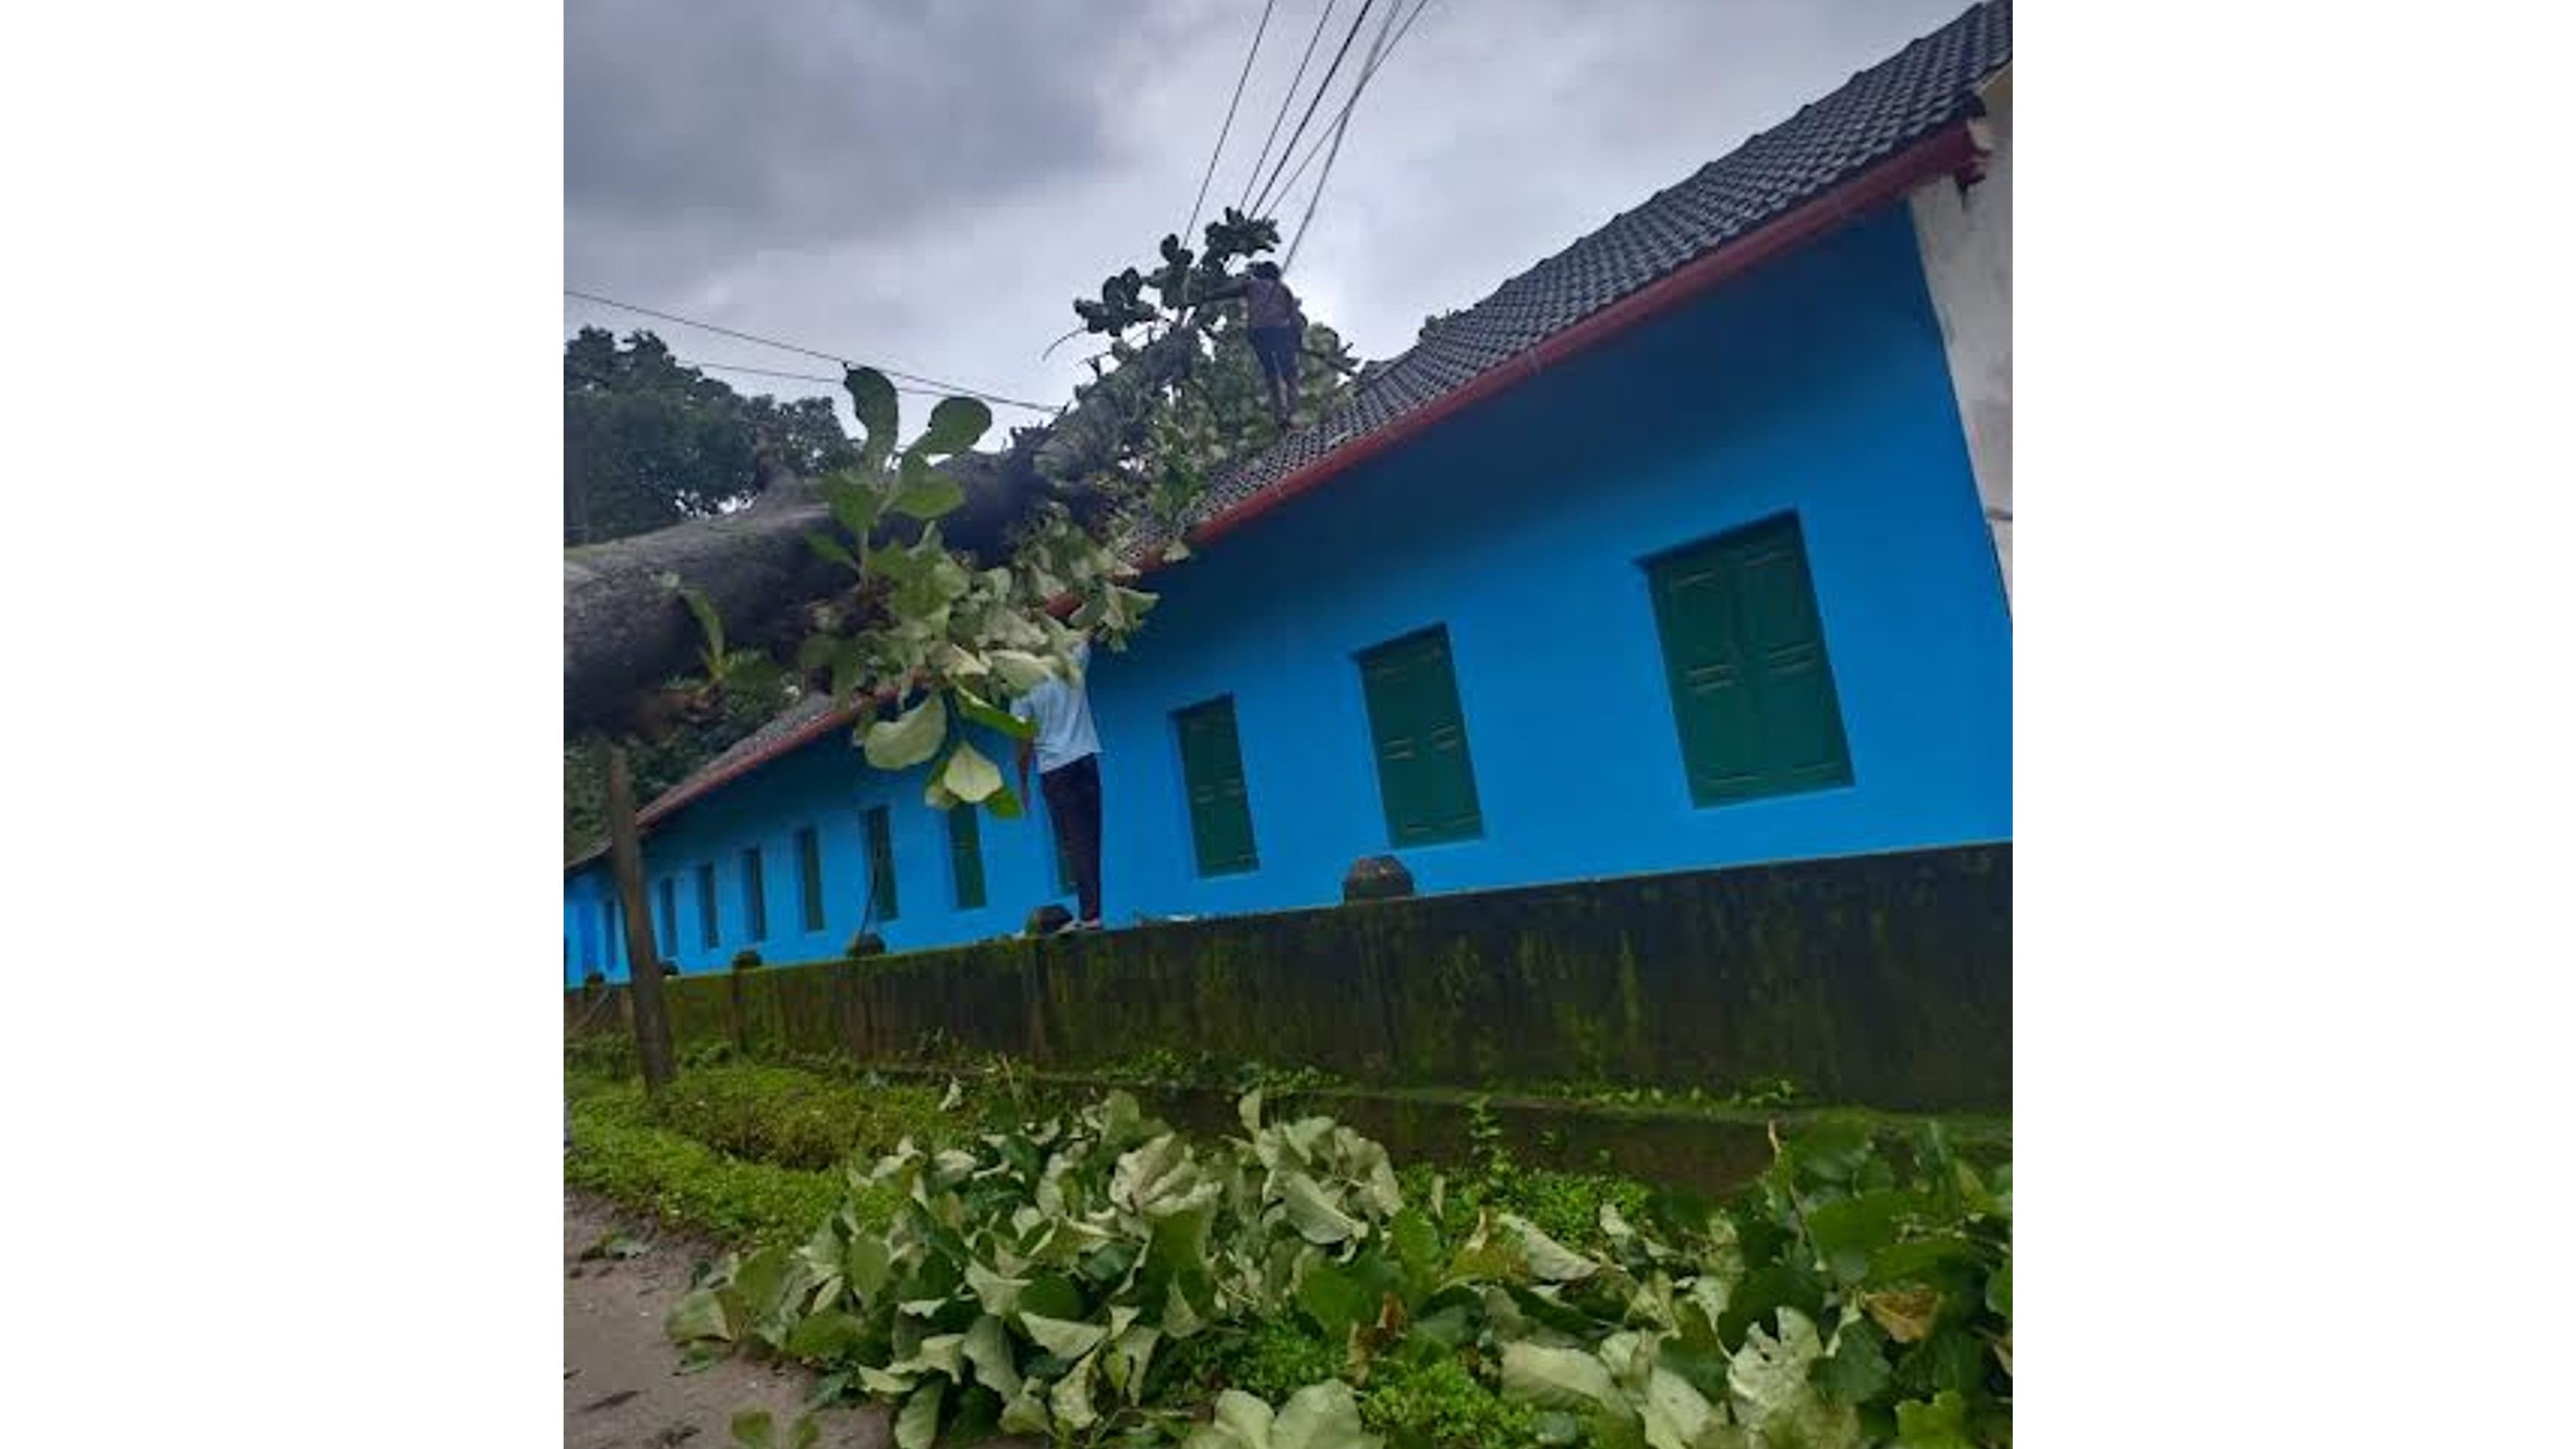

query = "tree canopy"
[[564, 328, 856, 545]]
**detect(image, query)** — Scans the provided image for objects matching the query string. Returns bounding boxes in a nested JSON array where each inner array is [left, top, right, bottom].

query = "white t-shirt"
[[1010, 641, 1099, 775]]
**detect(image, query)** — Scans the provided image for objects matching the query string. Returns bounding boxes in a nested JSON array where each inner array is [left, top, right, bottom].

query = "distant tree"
[[562, 328, 857, 545], [563, 679, 787, 861]]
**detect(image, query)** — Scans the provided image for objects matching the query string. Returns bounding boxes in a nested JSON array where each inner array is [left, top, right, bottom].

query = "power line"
[[1282, 0, 1435, 269], [1283, 0, 1405, 271], [564, 288, 1055, 412], [1184, 0, 1278, 250], [1248, 0, 1380, 219], [1272, 0, 1442, 251], [1236, 0, 1339, 214], [674, 358, 1029, 406]]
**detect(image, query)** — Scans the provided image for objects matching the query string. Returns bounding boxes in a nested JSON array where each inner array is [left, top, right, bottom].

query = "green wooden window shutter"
[[1357, 626, 1484, 846], [948, 804, 987, 910], [1647, 512, 1854, 807], [1174, 696, 1259, 876], [740, 847, 769, 940], [863, 806, 900, 922], [695, 863, 719, 949], [795, 826, 826, 933]]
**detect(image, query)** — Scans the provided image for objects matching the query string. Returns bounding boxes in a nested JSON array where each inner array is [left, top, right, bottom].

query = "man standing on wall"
[[1014, 638, 1103, 932]]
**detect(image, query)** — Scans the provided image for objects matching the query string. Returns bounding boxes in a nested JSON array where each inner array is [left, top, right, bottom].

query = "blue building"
[[566, 2, 2014, 983]]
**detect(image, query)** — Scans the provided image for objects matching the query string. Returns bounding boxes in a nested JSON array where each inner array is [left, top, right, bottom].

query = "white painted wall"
[[1908, 65, 2012, 605]]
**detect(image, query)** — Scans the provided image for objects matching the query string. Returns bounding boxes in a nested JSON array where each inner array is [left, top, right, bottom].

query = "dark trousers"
[[1040, 753, 1102, 923]]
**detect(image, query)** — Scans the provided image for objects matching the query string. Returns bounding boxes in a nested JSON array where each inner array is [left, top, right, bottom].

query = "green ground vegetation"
[[567, 1055, 2010, 1447]]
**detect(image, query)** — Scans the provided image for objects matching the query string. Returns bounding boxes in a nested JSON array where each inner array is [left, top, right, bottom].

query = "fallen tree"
[[562, 329, 1208, 735], [563, 210, 1324, 735]]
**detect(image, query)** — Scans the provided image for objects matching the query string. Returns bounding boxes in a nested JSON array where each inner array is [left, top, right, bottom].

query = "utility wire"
[[1248, 0, 1380, 219], [1235, 0, 1339, 213], [1268, 0, 1437, 255], [564, 288, 1055, 412], [1183, 0, 1278, 249], [1283, 0, 1407, 271], [667, 356, 1031, 405]]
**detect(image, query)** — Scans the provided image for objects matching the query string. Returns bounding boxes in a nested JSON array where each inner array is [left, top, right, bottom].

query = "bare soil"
[[564, 1192, 892, 1449]]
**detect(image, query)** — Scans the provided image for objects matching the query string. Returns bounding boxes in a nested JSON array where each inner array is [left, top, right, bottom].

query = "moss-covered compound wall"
[[571, 845, 2010, 1112]]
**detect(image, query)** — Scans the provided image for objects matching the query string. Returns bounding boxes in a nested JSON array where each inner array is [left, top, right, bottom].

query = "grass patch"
[[641, 1064, 955, 1170], [566, 1093, 850, 1249], [564, 1065, 988, 1247]]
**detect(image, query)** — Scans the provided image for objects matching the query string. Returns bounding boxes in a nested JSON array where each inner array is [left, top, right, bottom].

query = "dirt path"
[[564, 1192, 892, 1449]]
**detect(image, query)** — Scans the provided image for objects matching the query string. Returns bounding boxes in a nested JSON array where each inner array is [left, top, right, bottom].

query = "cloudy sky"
[[566, 0, 1972, 428]]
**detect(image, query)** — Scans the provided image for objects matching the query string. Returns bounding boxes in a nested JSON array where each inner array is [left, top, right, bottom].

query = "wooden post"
[[603, 739, 676, 1093]]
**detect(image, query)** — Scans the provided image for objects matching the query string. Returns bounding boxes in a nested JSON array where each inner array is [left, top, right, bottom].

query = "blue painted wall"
[[564, 206, 2011, 984]]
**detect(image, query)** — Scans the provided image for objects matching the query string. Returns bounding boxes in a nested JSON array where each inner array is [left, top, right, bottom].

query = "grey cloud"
[[566, 0, 1976, 423]]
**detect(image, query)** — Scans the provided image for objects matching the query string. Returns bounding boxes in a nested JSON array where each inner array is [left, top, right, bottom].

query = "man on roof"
[[1207, 261, 1306, 426]]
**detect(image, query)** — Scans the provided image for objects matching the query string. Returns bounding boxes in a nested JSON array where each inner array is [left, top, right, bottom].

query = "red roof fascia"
[[633, 703, 865, 831]]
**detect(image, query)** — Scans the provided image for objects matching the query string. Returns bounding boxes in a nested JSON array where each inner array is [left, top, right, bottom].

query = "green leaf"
[[788, 1412, 820, 1449], [889, 454, 966, 521], [1295, 1261, 1373, 1338], [939, 739, 1006, 804], [894, 1381, 944, 1449], [1184, 1389, 1275, 1449], [1985, 1259, 2010, 1320], [863, 692, 948, 770], [1639, 1366, 1722, 1449], [1272, 1381, 1379, 1449], [846, 368, 899, 464], [1503, 1342, 1632, 1431], [914, 396, 994, 457], [1720, 1263, 1826, 1352], [1806, 1191, 1932, 1285], [1894, 1327, 1985, 1398], [844, 1234, 892, 1300], [1016, 1273, 1084, 1324], [952, 685, 1036, 741], [1050, 1350, 1101, 1431], [729, 1408, 774, 1449], [983, 782, 1026, 821], [670, 581, 724, 658], [818, 471, 885, 540], [961, 1313, 1023, 1400], [1892, 1390, 1974, 1449], [1809, 1319, 1893, 1406], [997, 1383, 1052, 1436], [1278, 1172, 1361, 1245], [1727, 1308, 1859, 1449], [1503, 1214, 1600, 1283], [988, 650, 1057, 694], [806, 531, 861, 571], [666, 1287, 736, 1345], [1023, 1313, 1108, 1360], [784, 1310, 864, 1362]]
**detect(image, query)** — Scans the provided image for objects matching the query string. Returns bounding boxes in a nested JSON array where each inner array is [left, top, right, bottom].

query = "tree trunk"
[[562, 325, 1208, 734], [604, 739, 677, 1093]]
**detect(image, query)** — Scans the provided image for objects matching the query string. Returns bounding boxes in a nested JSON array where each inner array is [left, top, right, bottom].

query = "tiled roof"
[[566, 691, 853, 870], [580, 1, 2009, 857], [1168, 0, 2010, 532]]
